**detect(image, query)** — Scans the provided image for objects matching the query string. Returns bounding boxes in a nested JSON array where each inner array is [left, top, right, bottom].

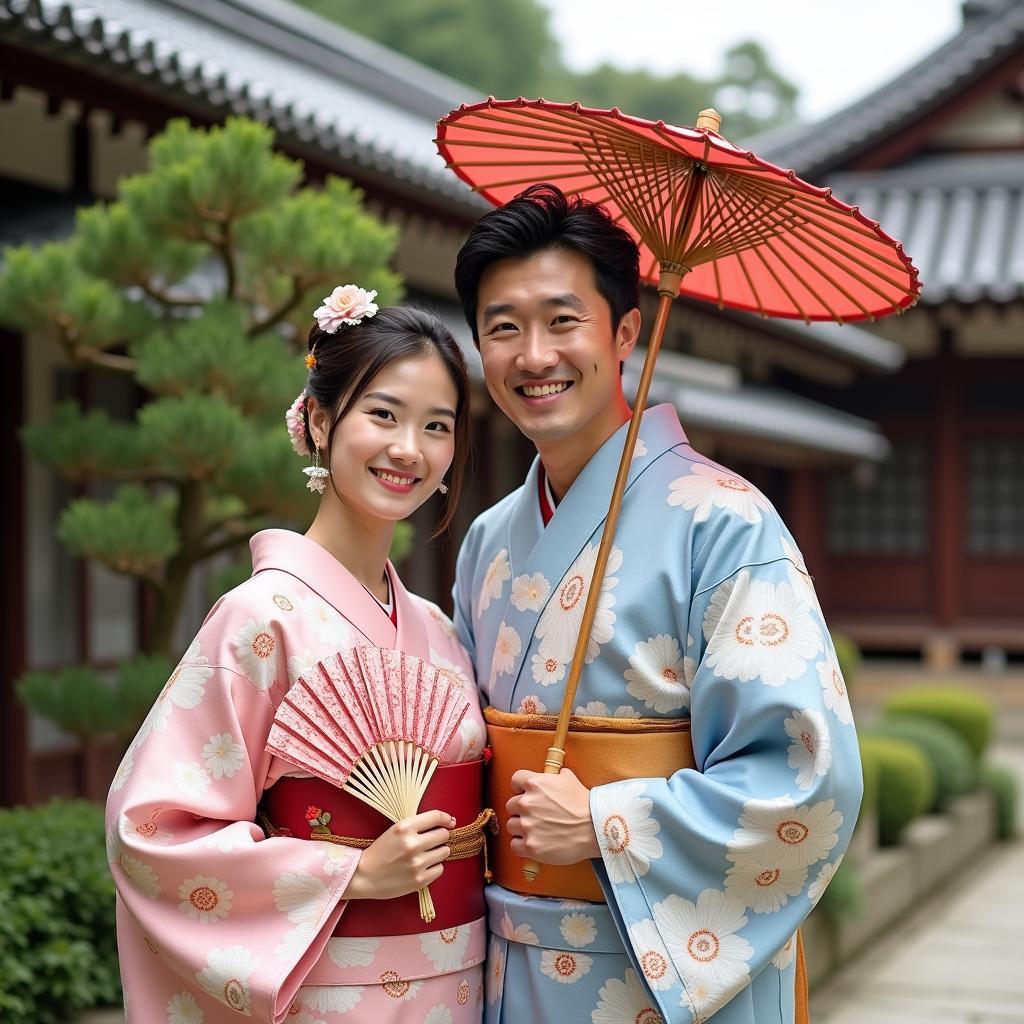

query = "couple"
[[106, 185, 861, 1024]]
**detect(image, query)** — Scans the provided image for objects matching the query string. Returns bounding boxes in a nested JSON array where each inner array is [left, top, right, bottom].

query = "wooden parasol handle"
[[522, 265, 685, 881]]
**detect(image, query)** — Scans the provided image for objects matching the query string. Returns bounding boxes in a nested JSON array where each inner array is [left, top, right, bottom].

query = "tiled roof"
[[826, 154, 1024, 304], [751, 1, 1024, 179], [0, 0, 487, 210]]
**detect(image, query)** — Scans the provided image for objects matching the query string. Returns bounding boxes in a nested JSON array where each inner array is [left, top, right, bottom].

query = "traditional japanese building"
[[1, 0, 923, 803], [756, 0, 1024, 669]]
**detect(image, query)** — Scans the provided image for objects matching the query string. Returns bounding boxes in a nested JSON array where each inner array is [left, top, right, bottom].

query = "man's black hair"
[[454, 183, 640, 343]]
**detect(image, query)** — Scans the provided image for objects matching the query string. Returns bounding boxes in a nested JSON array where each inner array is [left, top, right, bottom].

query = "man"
[[452, 183, 862, 1024]]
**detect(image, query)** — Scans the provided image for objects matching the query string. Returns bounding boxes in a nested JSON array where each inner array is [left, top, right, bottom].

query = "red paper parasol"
[[435, 98, 919, 882]]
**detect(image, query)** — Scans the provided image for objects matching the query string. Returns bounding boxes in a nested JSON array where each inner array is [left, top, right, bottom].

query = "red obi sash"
[[260, 758, 485, 936]]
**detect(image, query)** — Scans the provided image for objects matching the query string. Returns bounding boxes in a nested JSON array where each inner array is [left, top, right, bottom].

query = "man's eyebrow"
[[362, 392, 455, 419], [481, 302, 516, 323], [480, 293, 587, 322]]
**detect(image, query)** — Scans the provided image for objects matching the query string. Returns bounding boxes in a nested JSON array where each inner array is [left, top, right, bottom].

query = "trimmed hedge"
[[979, 763, 1018, 841], [883, 687, 994, 763], [873, 715, 975, 812], [858, 734, 880, 824], [819, 858, 861, 923], [830, 632, 861, 692], [858, 735, 935, 846], [0, 800, 121, 1023]]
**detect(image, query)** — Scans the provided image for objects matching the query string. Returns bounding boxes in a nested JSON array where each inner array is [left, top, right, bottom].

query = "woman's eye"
[[370, 408, 395, 421], [426, 421, 451, 433]]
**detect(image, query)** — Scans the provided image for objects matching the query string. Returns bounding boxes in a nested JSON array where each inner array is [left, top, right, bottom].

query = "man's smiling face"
[[476, 247, 640, 453]]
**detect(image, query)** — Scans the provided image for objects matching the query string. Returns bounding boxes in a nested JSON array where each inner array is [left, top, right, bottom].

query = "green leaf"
[[138, 393, 245, 480], [16, 668, 121, 739]]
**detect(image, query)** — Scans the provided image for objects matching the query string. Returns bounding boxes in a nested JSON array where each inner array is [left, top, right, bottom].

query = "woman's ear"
[[307, 396, 328, 450]]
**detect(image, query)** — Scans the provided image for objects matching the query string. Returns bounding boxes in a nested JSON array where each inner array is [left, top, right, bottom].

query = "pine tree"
[[0, 117, 402, 740]]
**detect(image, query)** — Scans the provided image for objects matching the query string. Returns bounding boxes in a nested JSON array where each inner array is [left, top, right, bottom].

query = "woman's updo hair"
[[303, 306, 470, 535]]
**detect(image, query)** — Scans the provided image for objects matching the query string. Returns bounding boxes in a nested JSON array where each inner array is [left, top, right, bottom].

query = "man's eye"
[[491, 322, 517, 333], [552, 315, 577, 325]]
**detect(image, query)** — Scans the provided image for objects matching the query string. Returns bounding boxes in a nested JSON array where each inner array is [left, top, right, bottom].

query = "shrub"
[[858, 736, 935, 846], [0, 801, 120, 1023], [818, 859, 861, 923], [873, 715, 975, 811], [883, 687, 994, 763], [979, 763, 1018, 841], [830, 632, 861, 691]]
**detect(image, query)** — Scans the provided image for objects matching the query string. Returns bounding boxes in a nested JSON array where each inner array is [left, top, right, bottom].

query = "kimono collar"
[[249, 529, 430, 659]]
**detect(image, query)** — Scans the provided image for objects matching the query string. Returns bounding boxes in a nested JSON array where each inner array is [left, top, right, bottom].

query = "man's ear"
[[615, 307, 642, 363]]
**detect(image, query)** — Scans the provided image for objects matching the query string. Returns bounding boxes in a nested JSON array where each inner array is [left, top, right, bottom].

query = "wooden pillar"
[[787, 468, 829, 613], [930, 328, 962, 666], [1, 330, 30, 806]]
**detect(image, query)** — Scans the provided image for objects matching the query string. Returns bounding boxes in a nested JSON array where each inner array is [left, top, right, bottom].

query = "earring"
[[302, 445, 330, 494], [437, 481, 449, 495]]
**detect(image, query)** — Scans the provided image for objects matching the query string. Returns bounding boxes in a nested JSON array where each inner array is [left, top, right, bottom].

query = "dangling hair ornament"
[[303, 446, 330, 494]]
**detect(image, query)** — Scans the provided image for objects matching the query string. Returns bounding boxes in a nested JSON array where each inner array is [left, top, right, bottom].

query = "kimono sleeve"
[[105, 611, 360, 1023], [452, 519, 482, 664], [589, 555, 862, 1024]]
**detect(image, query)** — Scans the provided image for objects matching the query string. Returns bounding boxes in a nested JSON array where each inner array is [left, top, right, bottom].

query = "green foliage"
[[883, 687, 994, 763], [858, 735, 935, 846], [138, 393, 246, 480], [978, 763, 1018, 841], [873, 715, 975, 812], [390, 521, 415, 565], [0, 801, 120, 1023], [112, 654, 173, 741], [819, 859, 861, 924], [858, 735, 880, 818], [58, 485, 179, 577], [830, 632, 861, 691], [293, 1, 798, 136]]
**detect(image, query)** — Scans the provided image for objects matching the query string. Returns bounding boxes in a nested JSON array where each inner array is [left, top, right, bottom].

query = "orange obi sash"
[[484, 707, 695, 903], [259, 758, 491, 936]]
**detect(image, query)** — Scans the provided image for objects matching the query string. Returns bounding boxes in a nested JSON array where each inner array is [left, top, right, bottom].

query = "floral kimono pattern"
[[107, 529, 487, 1023], [453, 405, 862, 1024]]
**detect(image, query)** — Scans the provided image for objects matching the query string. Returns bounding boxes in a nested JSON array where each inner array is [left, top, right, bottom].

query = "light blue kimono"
[[453, 404, 862, 1024]]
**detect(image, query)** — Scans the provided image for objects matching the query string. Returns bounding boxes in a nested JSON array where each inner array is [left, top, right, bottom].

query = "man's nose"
[[515, 331, 558, 373]]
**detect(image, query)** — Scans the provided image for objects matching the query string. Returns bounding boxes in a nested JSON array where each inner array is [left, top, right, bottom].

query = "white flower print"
[[458, 716, 485, 761], [536, 545, 622, 665], [727, 795, 843, 871], [139, 640, 212, 741], [195, 945, 259, 1015], [772, 933, 797, 970], [667, 462, 769, 524], [206, 824, 250, 852], [517, 694, 547, 715], [326, 937, 380, 968], [178, 875, 233, 923], [289, 1012, 328, 1024], [633, 438, 648, 459], [119, 853, 161, 898], [592, 968, 664, 1024], [166, 990, 204, 1024], [490, 622, 522, 680], [479, 548, 511, 616], [511, 572, 552, 612], [121, 812, 173, 846], [274, 872, 331, 925], [785, 708, 833, 791], [233, 618, 279, 690], [624, 635, 693, 714], [486, 936, 505, 1005], [422, 600, 457, 637], [430, 650, 473, 693], [703, 571, 823, 686], [652, 890, 753, 1013], [172, 761, 211, 799], [299, 985, 364, 1014], [110, 745, 135, 793], [420, 926, 471, 972], [560, 912, 597, 948], [318, 842, 355, 877], [499, 911, 539, 944], [817, 651, 854, 725], [575, 701, 640, 719], [301, 597, 356, 647], [809, 857, 843, 905], [781, 537, 817, 606], [591, 781, 663, 883], [628, 919, 673, 992], [540, 949, 593, 984], [532, 653, 566, 687], [378, 971, 423, 1001], [424, 1007, 453, 1024], [724, 857, 808, 914], [287, 649, 318, 685], [276, 922, 316, 963], [202, 733, 246, 780]]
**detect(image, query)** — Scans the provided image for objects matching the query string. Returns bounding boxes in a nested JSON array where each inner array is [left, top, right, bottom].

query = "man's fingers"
[[510, 769, 538, 795]]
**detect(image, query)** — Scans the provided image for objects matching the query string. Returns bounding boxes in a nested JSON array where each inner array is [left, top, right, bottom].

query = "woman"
[[106, 289, 488, 1024]]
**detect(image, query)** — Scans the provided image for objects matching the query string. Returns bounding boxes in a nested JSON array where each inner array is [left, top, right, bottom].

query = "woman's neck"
[[305, 498, 394, 603]]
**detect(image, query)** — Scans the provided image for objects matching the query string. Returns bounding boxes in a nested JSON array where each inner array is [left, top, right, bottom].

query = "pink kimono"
[[106, 529, 487, 1023]]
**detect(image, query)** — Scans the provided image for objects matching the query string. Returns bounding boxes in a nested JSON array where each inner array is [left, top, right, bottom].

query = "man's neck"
[[538, 404, 632, 503]]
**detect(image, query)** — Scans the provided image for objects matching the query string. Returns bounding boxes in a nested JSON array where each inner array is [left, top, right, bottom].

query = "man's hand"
[[505, 767, 601, 865]]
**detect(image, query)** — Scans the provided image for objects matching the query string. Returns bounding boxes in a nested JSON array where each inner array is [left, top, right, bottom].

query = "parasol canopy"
[[436, 98, 920, 321]]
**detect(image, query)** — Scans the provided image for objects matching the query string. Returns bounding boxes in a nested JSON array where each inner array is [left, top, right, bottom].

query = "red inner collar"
[[537, 465, 554, 527]]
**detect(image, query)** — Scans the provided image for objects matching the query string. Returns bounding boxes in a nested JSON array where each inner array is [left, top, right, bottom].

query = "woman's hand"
[[346, 809, 455, 900]]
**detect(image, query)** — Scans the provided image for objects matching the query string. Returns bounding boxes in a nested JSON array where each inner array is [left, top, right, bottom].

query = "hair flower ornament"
[[313, 284, 379, 334], [285, 391, 310, 457]]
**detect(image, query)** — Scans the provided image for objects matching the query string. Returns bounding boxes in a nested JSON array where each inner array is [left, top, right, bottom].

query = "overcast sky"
[[540, 0, 965, 122]]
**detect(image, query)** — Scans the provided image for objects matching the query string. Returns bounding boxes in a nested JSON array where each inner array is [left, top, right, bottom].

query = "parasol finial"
[[695, 107, 722, 132]]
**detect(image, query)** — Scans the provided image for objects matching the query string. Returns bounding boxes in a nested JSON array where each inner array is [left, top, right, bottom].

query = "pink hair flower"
[[313, 284, 378, 334], [286, 391, 309, 457]]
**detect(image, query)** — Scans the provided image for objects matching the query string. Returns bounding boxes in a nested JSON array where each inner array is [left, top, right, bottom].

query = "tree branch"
[[197, 529, 253, 561], [136, 280, 206, 309], [248, 276, 307, 337], [217, 220, 238, 301], [69, 345, 137, 374]]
